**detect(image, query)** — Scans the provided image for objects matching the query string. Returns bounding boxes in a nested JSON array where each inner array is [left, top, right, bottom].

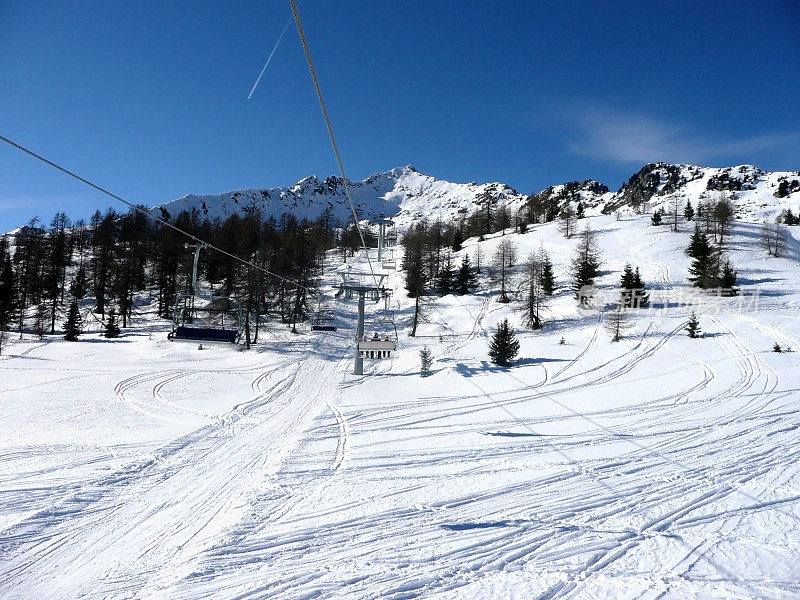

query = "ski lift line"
[[287, 0, 380, 289], [0, 134, 313, 292]]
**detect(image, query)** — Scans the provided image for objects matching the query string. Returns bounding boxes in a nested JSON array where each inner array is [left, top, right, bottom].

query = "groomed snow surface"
[[2, 213, 800, 599]]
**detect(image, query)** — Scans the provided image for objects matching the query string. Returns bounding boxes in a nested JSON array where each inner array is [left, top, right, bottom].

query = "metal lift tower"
[[338, 271, 387, 375]]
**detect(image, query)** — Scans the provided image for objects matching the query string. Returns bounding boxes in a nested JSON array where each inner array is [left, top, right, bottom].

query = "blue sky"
[[1, 0, 799, 231]]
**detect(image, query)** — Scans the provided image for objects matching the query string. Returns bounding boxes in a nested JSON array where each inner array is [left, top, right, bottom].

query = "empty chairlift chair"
[[168, 244, 243, 345], [311, 303, 337, 332]]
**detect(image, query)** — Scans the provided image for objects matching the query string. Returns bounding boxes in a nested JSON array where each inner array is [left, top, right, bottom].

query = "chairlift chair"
[[311, 300, 337, 331], [168, 244, 244, 345], [357, 297, 398, 359]]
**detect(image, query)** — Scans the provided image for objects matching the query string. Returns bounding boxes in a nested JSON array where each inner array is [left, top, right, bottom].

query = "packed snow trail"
[[3, 215, 800, 599]]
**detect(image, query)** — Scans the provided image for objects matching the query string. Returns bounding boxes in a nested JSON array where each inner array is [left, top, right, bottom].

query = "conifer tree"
[[435, 253, 456, 296], [559, 205, 577, 238], [604, 306, 633, 342], [718, 257, 738, 291], [687, 229, 718, 289], [620, 264, 649, 308], [619, 264, 635, 308], [576, 201, 585, 219], [651, 210, 662, 226], [63, 299, 82, 341], [571, 226, 601, 292], [686, 312, 701, 338], [70, 264, 88, 300], [456, 255, 478, 295], [420, 346, 433, 377], [538, 248, 556, 295], [684, 200, 695, 222], [104, 306, 121, 338], [34, 303, 47, 339], [686, 225, 708, 258], [632, 267, 649, 308], [521, 252, 545, 329], [785, 208, 796, 226], [491, 239, 517, 303], [0, 248, 19, 332], [488, 318, 520, 367], [451, 227, 463, 252]]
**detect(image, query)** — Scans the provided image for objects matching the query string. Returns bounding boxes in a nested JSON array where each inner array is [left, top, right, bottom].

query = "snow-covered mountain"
[[150, 166, 526, 231], [151, 162, 800, 231], [602, 163, 800, 220]]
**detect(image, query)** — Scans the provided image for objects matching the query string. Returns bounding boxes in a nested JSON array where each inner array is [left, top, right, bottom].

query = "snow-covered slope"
[[4, 210, 800, 599], [150, 166, 526, 230], [604, 162, 800, 221]]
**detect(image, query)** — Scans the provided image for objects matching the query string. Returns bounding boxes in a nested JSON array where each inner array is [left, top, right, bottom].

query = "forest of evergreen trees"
[[0, 206, 339, 345]]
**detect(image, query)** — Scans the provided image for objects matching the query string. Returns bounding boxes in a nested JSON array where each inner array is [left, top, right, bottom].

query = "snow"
[[148, 163, 800, 236], [150, 166, 527, 232], [3, 211, 800, 599]]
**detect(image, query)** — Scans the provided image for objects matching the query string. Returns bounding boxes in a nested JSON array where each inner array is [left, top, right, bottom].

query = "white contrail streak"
[[247, 16, 293, 100]]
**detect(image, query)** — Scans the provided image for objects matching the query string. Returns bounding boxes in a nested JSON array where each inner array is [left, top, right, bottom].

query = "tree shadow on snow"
[[455, 357, 564, 377], [441, 520, 525, 531]]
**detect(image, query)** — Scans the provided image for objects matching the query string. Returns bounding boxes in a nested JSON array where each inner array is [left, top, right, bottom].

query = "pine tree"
[[773, 342, 782, 353], [538, 249, 556, 295], [684, 200, 695, 222], [0, 248, 19, 331], [488, 318, 520, 367], [34, 302, 47, 339], [686, 312, 701, 338], [686, 225, 708, 258], [687, 229, 718, 289], [456, 255, 478, 295], [435, 253, 456, 296], [451, 227, 463, 252], [70, 264, 88, 300], [619, 264, 635, 308], [785, 208, 796, 226], [718, 256, 738, 291], [420, 346, 433, 377], [651, 210, 662, 226], [63, 299, 82, 341], [104, 306, 121, 338], [576, 201, 585, 219], [620, 264, 649, 308], [571, 226, 601, 291], [631, 267, 649, 308]]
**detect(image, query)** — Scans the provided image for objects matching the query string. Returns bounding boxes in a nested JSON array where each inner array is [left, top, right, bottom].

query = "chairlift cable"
[[0, 134, 313, 292], [288, 0, 381, 290]]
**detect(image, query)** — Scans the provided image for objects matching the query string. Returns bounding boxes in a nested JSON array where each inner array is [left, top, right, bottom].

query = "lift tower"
[[376, 214, 394, 262], [338, 271, 387, 375]]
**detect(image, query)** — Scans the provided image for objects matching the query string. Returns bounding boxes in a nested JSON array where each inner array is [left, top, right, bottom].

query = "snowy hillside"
[[150, 166, 527, 230], [605, 162, 800, 221], [151, 163, 800, 232], [3, 209, 800, 599]]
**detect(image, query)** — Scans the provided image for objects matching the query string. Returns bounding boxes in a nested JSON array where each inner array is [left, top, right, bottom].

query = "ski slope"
[[2, 213, 800, 599]]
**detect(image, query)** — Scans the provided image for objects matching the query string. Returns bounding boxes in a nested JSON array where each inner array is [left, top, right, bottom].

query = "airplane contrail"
[[247, 15, 293, 100]]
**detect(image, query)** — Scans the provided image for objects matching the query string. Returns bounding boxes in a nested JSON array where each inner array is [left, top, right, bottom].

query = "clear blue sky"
[[2, 0, 799, 231]]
